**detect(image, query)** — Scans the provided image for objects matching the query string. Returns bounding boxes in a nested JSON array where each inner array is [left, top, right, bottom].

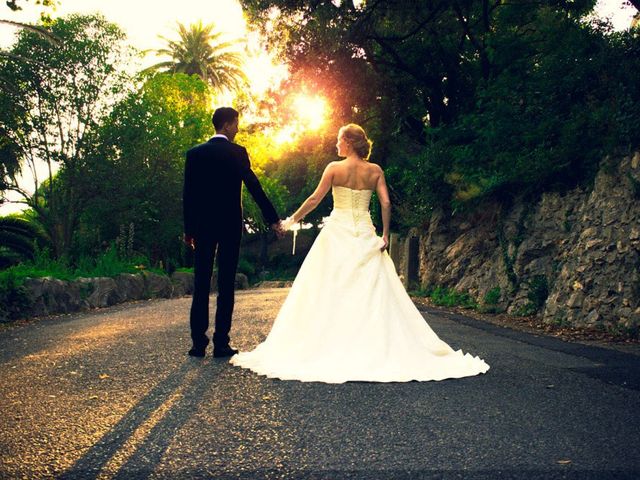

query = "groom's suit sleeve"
[[183, 150, 196, 236], [238, 147, 280, 225]]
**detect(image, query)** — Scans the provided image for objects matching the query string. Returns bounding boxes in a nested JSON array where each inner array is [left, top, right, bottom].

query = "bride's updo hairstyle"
[[339, 123, 373, 161]]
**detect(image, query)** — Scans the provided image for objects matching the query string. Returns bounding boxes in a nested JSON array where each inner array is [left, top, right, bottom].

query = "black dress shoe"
[[188, 346, 206, 357], [213, 345, 238, 358]]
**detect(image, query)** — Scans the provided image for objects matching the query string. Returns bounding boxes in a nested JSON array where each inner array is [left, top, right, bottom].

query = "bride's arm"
[[375, 167, 391, 249], [289, 163, 335, 223]]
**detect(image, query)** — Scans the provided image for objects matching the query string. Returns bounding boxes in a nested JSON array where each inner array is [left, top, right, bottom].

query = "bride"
[[230, 124, 490, 383]]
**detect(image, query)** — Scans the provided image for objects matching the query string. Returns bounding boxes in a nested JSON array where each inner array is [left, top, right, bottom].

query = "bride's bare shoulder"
[[369, 162, 384, 178]]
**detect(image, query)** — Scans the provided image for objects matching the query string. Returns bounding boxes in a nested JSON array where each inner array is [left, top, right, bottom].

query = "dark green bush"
[[0, 271, 31, 321]]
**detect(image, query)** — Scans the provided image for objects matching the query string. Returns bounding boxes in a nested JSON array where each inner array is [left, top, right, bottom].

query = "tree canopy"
[[145, 21, 248, 93], [241, 0, 640, 228], [0, 13, 133, 255]]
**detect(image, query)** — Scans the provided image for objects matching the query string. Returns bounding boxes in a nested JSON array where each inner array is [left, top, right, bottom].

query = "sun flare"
[[272, 93, 330, 146], [293, 94, 328, 131]]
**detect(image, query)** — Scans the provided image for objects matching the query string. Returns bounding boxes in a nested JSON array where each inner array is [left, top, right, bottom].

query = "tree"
[[145, 21, 247, 93], [241, 0, 640, 229], [76, 73, 213, 267], [2, 0, 60, 32], [0, 13, 133, 257]]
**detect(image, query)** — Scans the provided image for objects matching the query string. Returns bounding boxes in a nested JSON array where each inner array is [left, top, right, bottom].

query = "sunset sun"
[[293, 94, 328, 131], [273, 93, 330, 145]]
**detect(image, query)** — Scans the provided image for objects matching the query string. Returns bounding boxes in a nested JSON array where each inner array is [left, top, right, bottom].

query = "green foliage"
[[73, 244, 152, 278], [77, 72, 212, 267], [0, 241, 163, 321], [428, 285, 478, 309], [484, 287, 501, 305], [241, 0, 640, 231], [242, 168, 289, 233], [0, 215, 49, 268], [496, 201, 534, 294], [0, 13, 134, 257], [527, 275, 550, 311], [0, 242, 156, 283], [0, 270, 30, 322], [145, 21, 247, 93], [511, 275, 549, 317], [603, 321, 639, 340], [510, 303, 536, 317], [237, 256, 256, 278], [254, 252, 303, 282]]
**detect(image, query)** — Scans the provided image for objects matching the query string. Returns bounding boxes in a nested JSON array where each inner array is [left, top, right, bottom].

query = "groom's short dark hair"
[[212, 107, 239, 130]]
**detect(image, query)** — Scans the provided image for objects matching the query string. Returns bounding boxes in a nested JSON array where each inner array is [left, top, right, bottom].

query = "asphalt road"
[[0, 288, 639, 480]]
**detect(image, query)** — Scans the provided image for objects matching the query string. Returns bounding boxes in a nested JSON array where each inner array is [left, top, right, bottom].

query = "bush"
[[527, 275, 549, 311], [0, 270, 31, 322], [73, 243, 155, 278], [430, 286, 478, 309], [483, 286, 501, 305], [237, 256, 256, 278], [0, 243, 162, 285]]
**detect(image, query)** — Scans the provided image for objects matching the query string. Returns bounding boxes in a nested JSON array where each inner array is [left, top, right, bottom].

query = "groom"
[[183, 107, 283, 358]]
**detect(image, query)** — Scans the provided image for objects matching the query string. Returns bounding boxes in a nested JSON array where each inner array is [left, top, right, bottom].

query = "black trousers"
[[189, 233, 241, 349]]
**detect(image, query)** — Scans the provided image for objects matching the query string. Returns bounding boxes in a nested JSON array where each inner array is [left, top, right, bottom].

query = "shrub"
[[430, 286, 478, 309], [483, 287, 501, 305], [0, 270, 31, 321], [527, 275, 549, 311]]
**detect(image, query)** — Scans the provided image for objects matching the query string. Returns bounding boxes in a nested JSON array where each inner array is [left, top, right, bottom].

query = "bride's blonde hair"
[[339, 123, 373, 161]]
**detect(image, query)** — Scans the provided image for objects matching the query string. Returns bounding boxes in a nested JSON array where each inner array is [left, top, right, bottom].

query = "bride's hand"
[[281, 216, 296, 231], [380, 234, 389, 251]]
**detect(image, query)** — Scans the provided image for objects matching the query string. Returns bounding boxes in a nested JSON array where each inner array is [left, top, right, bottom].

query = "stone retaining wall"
[[18, 271, 249, 318], [389, 152, 640, 333]]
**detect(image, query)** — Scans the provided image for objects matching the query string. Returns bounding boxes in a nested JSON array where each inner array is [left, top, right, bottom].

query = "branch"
[[368, 35, 438, 86], [451, 1, 484, 55], [369, 2, 446, 42], [0, 19, 61, 45], [0, 51, 50, 69]]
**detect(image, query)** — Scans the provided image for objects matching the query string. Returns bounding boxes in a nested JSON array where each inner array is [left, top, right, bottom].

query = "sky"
[[1, 0, 248, 51], [0, 0, 638, 215], [0, 0, 287, 95]]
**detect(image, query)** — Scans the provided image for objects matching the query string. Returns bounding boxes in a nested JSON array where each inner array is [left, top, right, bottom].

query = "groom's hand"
[[271, 222, 285, 239], [183, 233, 195, 250]]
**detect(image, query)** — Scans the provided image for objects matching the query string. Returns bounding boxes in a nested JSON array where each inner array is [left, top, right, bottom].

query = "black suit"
[[183, 136, 279, 349]]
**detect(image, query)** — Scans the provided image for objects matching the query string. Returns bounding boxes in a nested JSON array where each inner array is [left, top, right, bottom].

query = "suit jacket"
[[183, 137, 279, 239]]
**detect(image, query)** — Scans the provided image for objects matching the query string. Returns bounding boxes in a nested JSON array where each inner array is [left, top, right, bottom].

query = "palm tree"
[[146, 21, 247, 93], [0, 216, 48, 268]]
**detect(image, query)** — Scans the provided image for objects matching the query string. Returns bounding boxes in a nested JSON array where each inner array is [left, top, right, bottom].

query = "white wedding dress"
[[230, 185, 490, 383]]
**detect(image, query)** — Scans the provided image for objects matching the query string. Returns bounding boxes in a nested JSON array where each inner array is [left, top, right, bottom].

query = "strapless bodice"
[[332, 185, 373, 212]]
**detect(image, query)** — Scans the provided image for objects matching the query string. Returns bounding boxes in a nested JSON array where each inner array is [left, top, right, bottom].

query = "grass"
[[410, 284, 479, 310], [0, 244, 171, 321], [0, 243, 166, 284]]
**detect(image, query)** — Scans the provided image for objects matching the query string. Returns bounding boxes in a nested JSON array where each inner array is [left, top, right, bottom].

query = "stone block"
[[142, 272, 173, 298], [114, 273, 146, 301], [171, 272, 194, 297]]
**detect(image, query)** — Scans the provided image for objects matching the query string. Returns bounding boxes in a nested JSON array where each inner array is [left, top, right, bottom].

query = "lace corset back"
[[332, 185, 373, 212]]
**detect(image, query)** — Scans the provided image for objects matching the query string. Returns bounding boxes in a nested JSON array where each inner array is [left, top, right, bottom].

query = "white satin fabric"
[[230, 185, 490, 383]]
